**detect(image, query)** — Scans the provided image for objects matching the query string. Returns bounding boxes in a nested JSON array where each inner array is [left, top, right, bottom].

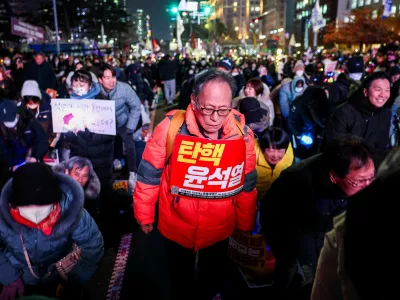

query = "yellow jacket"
[[255, 141, 294, 200]]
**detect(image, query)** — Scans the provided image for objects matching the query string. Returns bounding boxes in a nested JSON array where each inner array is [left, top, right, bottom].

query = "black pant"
[[164, 238, 229, 300], [116, 125, 137, 173]]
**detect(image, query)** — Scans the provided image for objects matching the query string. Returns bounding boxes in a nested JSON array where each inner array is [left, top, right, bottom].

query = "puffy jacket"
[[255, 141, 294, 201], [326, 91, 391, 154], [134, 108, 258, 250], [23, 61, 56, 91], [99, 81, 141, 131], [0, 173, 104, 285]]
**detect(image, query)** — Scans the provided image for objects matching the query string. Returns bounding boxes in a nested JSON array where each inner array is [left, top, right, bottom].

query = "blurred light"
[[300, 134, 313, 146], [235, 26, 239, 31], [171, 7, 178, 13]]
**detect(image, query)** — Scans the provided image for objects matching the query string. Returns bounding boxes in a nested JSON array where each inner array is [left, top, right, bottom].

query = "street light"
[[235, 26, 239, 31], [203, 6, 212, 15], [171, 6, 178, 13]]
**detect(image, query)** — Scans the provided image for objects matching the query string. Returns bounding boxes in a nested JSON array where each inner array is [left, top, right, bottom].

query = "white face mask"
[[72, 87, 88, 96], [201, 60, 206, 66], [4, 60, 11, 66], [295, 87, 304, 93], [19, 204, 53, 224], [73, 59, 79, 64], [295, 70, 304, 77], [3, 115, 19, 128], [349, 73, 363, 81], [27, 103, 39, 110], [232, 72, 239, 76]]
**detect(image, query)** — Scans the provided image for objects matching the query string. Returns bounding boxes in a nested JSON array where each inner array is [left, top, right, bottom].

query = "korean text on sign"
[[170, 135, 246, 199]]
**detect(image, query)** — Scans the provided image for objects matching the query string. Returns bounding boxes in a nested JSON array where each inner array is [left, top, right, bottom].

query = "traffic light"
[[203, 6, 212, 15]]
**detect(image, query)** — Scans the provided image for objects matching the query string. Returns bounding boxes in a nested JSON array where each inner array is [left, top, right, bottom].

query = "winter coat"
[[255, 141, 294, 201], [158, 59, 176, 81], [279, 76, 308, 119], [311, 213, 360, 300], [261, 154, 348, 266], [326, 91, 391, 154], [0, 173, 104, 285], [23, 61, 57, 91], [327, 75, 361, 115], [134, 108, 258, 250], [99, 81, 141, 131], [53, 162, 101, 200], [0, 118, 49, 167], [64, 85, 115, 181]]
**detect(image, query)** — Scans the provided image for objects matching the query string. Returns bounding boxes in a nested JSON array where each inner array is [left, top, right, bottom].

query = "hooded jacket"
[[53, 162, 101, 200], [0, 173, 104, 285], [255, 141, 294, 201], [99, 81, 141, 131], [326, 90, 391, 154], [279, 76, 308, 119], [134, 108, 258, 250]]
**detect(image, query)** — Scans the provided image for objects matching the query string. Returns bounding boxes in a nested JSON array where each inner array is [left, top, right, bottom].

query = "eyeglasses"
[[195, 98, 231, 116], [345, 175, 375, 187]]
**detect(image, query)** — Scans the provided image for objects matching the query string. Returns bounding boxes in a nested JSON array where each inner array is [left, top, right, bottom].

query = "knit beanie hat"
[[21, 80, 42, 100], [347, 56, 364, 74], [11, 163, 62, 207], [293, 60, 305, 72], [238, 97, 267, 124]]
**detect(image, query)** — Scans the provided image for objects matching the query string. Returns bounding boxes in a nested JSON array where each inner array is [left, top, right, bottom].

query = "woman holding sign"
[[63, 70, 115, 184]]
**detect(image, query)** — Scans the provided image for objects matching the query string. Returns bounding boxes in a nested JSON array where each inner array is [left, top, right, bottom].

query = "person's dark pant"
[[117, 125, 137, 173], [164, 238, 229, 300]]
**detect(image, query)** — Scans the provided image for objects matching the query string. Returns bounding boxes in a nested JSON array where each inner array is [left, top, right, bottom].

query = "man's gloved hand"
[[0, 277, 24, 300]]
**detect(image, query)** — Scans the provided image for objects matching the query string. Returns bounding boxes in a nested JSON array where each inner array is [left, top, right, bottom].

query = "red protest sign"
[[170, 134, 246, 199]]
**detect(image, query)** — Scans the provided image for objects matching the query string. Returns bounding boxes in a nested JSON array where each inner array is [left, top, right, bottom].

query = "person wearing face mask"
[[279, 76, 308, 120], [326, 72, 392, 162], [0, 100, 49, 180], [0, 163, 104, 299], [2, 56, 12, 71], [66, 61, 98, 89], [21, 80, 52, 133], [0, 69, 16, 100], [231, 67, 245, 97], [293, 60, 307, 81], [64, 70, 115, 184]]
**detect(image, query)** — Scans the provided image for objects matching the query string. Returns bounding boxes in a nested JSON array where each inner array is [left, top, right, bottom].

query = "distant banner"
[[51, 99, 116, 136], [383, 0, 392, 19], [11, 18, 45, 42], [170, 135, 246, 199]]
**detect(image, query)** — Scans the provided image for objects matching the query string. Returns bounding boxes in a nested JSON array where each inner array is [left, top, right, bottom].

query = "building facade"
[[134, 9, 146, 41]]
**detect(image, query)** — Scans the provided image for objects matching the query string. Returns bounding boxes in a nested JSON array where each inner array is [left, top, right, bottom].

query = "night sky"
[[127, 0, 172, 40]]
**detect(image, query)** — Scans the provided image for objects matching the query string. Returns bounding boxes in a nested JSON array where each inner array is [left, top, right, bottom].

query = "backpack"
[[165, 110, 245, 161]]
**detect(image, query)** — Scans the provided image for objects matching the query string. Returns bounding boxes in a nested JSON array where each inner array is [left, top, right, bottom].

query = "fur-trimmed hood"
[[0, 173, 84, 239], [53, 162, 101, 199]]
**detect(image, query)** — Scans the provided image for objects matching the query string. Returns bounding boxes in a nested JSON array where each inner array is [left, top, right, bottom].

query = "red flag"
[[190, 31, 196, 49], [152, 39, 160, 52]]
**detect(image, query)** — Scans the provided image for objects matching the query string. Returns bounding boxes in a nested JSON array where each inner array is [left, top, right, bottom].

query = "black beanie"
[[11, 163, 62, 207]]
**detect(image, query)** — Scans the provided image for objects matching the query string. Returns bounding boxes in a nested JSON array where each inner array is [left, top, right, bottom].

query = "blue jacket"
[[99, 81, 141, 131], [0, 173, 104, 285], [279, 76, 308, 119]]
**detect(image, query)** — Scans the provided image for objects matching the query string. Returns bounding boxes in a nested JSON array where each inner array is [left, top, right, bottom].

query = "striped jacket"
[[133, 108, 258, 250]]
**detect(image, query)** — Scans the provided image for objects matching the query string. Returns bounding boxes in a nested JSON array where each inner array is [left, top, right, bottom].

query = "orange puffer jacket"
[[134, 107, 258, 250]]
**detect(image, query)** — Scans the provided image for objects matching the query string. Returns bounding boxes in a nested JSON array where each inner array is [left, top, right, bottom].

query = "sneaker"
[[113, 159, 122, 171]]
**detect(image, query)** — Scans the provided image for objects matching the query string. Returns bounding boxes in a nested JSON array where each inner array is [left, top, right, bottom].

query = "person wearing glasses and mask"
[[134, 69, 257, 300], [260, 136, 376, 300]]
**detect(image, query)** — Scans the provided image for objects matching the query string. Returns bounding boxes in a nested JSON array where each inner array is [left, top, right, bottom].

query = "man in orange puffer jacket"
[[133, 69, 257, 300]]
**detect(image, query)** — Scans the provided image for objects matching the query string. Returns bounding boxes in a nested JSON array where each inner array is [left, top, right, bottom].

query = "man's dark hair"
[[97, 63, 116, 78], [71, 69, 93, 86], [192, 68, 237, 99], [321, 136, 375, 177], [34, 52, 45, 58], [362, 71, 390, 90], [259, 127, 290, 151]]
